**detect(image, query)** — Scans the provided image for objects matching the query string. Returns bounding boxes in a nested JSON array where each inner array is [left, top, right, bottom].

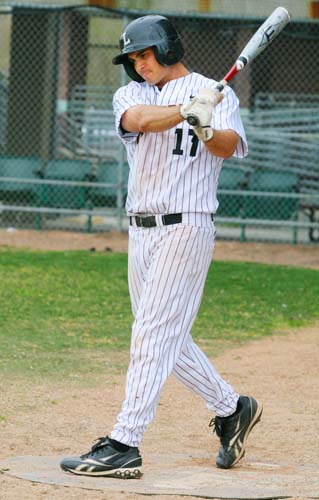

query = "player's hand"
[[180, 88, 224, 142], [196, 88, 224, 108], [181, 99, 214, 141], [180, 88, 224, 118]]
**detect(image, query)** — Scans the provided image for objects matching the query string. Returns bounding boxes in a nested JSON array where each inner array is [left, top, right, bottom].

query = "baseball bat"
[[187, 6, 291, 126]]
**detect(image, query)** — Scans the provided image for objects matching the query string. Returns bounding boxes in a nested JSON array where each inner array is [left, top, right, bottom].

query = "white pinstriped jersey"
[[113, 71, 247, 215]]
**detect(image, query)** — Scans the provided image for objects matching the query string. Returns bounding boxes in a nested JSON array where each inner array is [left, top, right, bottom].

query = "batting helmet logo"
[[122, 32, 131, 47]]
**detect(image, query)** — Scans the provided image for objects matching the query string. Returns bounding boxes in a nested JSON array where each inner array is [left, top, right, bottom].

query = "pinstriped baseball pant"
[[110, 215, 238, 447]]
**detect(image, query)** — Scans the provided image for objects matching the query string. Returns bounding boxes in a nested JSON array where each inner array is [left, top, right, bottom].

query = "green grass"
[[1, 249, 318, 381]]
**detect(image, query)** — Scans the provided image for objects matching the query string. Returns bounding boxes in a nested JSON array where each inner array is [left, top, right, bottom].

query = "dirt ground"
[[0, 229, 318, 500], [1, 228, 319, 269]]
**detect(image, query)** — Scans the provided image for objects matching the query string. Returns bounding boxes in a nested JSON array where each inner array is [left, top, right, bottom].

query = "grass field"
[[1, 249, 319, 381]]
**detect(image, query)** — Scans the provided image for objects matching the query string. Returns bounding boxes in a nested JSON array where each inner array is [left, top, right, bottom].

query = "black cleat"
[[210, 395, 263, 469], [60, 436, 142, 478]]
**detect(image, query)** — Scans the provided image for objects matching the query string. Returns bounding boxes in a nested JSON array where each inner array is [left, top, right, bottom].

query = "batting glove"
[[180, 88, 224, 142], [195, 87, 224, 108]]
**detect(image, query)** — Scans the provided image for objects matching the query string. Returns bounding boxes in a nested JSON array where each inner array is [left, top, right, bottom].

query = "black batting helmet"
[[112, 15, 185, 82]]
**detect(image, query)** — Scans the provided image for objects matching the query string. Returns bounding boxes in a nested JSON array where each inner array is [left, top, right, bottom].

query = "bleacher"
[[217, 92, 319, 243], [0, 82, 130, 231], [0, 87, 318, 241], [57, 85, 119, 161], [0, 157, 129, 231], [250, 92, 319, 133]]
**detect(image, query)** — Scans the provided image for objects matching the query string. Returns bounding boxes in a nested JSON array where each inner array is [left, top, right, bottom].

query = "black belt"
[[129, 213, 213, 228]]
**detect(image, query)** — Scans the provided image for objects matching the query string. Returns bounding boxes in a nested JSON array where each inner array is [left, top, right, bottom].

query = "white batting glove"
[[180, 88, 224, 142], [180, 87, 224, 119], [180, 88, 224, 118], [196, 87, 224, 108]]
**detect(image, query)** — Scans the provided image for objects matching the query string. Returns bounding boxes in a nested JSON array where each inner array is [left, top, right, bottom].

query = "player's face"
[[128, 48, 172, 88]]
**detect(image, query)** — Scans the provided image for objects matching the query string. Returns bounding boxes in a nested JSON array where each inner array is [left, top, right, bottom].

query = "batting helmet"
[[112, 15, 185, 82]]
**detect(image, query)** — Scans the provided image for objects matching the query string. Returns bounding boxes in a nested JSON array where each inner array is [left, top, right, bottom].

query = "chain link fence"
[[0, 3, 318, 243]]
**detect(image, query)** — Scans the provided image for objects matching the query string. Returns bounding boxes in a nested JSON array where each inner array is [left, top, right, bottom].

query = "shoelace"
[[81, 436, 109, 459], [209, 417, 233, 446], [209, 417, 222, 437]]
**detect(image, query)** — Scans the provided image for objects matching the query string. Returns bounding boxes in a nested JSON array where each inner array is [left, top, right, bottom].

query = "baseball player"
[[60, 15, 262, 479]]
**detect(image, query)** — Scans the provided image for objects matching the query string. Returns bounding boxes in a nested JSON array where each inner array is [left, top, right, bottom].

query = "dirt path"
[[1, 228, 319, 269], [0, 230, 318, 499], [1, 326, 318, 500]]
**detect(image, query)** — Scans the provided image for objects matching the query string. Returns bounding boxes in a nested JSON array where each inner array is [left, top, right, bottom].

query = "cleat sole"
[[62, 466, 143, 479]]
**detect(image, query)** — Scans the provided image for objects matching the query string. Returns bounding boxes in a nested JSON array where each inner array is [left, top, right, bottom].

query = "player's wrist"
[[194, 126, 214, 142], [202, 127, 214, 142]]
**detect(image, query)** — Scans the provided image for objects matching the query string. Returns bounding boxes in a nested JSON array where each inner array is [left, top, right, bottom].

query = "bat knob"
[[187, 115, 199, 126]]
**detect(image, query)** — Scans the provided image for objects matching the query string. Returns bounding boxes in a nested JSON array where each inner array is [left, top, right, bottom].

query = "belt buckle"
[[143, 216, 156, 228]]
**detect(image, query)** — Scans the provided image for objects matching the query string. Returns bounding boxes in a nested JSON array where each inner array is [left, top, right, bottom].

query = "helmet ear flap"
[[154, 37, 185, 67], [123, 60, 145, 83]]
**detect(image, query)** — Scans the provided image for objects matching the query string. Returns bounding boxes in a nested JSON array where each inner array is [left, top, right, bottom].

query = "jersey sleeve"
[[212, 87, 248, 159], [112, 82, 145, 144]]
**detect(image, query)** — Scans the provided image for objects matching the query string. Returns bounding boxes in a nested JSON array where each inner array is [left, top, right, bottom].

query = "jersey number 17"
[[173, 128, 199, 157]]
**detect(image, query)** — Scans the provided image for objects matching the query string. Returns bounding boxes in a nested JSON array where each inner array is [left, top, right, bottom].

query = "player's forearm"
[[121, 105, 183, 133], [203, 129, 239, 158]]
